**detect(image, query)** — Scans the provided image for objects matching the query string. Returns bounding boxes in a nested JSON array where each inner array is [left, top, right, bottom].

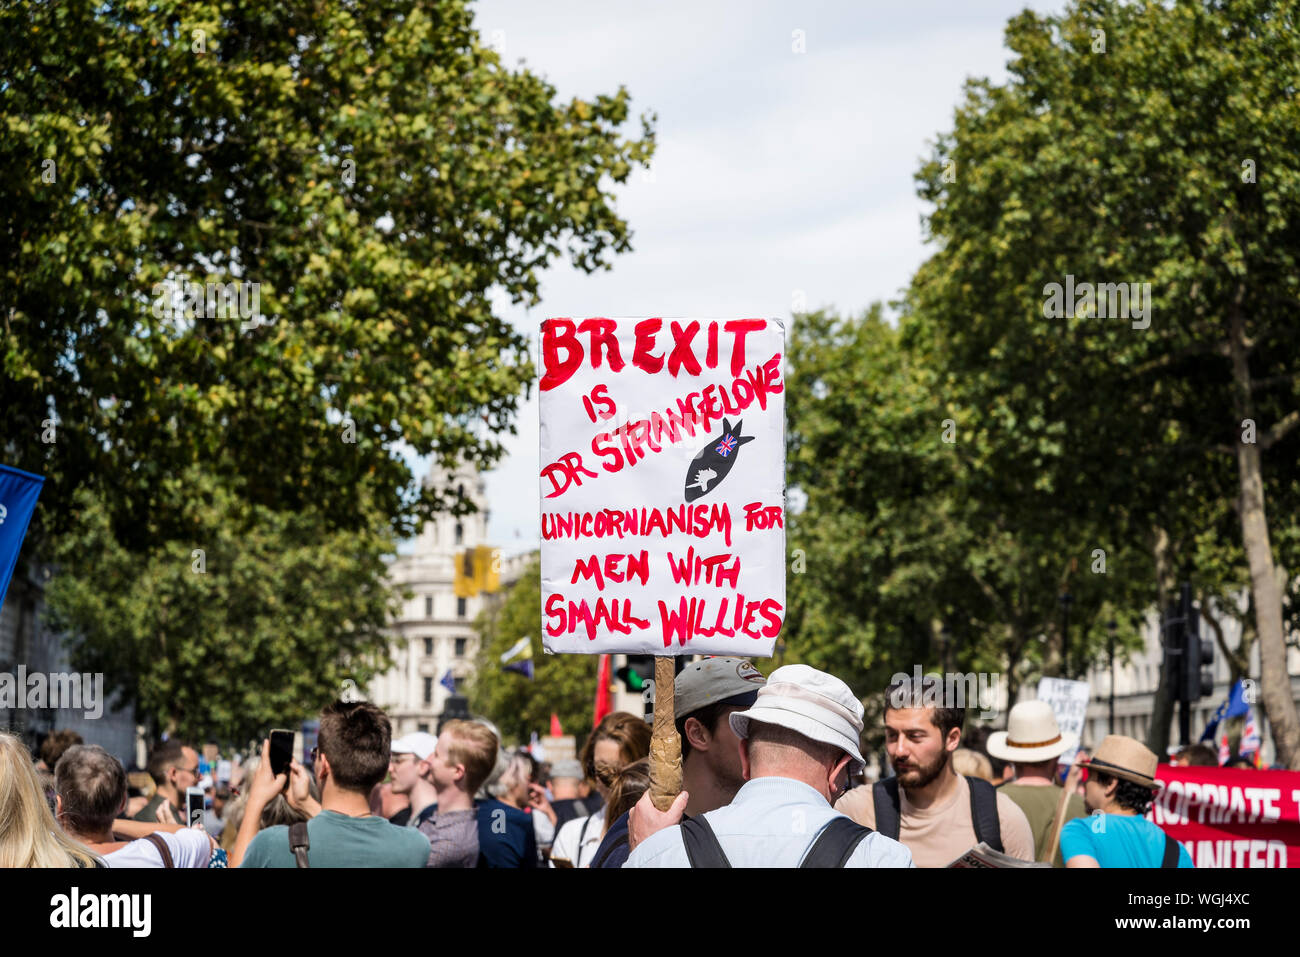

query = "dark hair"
[[676, 702, 728, 760], [316, 700, 392, 794], [1091, 771, 1154, 815], [39, 730, 84, 770], [884, 675, 964, 738], [145, 739, 187, 786], [55, 745, 126, 834], [1175, 743, 1219, 767], [581, 712, 651, 782]]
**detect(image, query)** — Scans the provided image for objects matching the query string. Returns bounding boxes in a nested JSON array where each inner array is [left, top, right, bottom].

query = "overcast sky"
[[404, 0, 1063, 554]]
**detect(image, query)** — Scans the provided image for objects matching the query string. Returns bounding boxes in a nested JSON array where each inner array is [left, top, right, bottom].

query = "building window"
[[455, 522, 464, 545], [424, 638, 433, 657], [425, 596, 433, 619], [455, 637, 467, 657], [423, 677, 433, 705], [417, 723, 429, 733], [457, 597, 467, 619]]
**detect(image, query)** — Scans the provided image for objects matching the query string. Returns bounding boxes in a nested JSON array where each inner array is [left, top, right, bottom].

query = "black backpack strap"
[[289, 821, 311, 869], [680, 815, 731, 868], [1161, 834, 1180, 868], [966, 776, 1003, 853], [872, 778, 901, 841], [142, 833, 174, 868], [800, 816, 874, 868]]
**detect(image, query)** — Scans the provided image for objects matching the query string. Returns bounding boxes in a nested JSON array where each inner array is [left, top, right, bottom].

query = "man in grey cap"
[[590, 656, 766, 868], [548, 758, 598, 830], [623, 664, 914, 868]]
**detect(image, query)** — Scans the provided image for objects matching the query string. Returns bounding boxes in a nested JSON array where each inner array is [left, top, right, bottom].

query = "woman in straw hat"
[[1060, 735, 1193, 868]]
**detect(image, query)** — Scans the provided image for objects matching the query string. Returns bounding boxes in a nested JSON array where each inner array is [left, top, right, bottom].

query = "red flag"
[[550, 712, 563, 737], [593, 653, 612, 728]]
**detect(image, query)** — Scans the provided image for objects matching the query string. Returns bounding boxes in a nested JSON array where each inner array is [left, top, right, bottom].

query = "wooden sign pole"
[[1042, 758, 1085, 863], [647, 655, 682, 810]]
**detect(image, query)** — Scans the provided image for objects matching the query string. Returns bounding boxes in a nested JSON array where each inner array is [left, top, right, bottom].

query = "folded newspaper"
[[947, 842, 1052, 868]]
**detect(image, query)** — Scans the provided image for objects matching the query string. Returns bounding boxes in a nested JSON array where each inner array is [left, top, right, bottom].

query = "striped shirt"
[[418, 808, 478, 868]]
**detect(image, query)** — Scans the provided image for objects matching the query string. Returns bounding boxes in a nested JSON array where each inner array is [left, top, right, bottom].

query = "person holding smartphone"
[[54, 745, 215, 868], [133, 739, 201, 825], [232, 701, 431, 868]]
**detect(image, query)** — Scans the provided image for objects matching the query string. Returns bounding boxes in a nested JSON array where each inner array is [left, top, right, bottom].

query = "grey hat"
[[675, 657, 767, 720], [549, 759, 583, 781]]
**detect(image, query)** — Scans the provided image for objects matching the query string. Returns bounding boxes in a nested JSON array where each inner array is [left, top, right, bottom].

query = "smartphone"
[[185, 786, 205, 828], [269, 729, 294, 777]]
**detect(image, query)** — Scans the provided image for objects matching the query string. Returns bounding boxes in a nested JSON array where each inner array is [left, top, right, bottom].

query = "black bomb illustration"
[[684, 418, 755, 502]]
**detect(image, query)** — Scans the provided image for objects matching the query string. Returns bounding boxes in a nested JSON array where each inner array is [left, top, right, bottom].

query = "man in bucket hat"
[[987, 700, 1086, 866], [622, 664, 913, 868], [1061, 735, 1193, 868]]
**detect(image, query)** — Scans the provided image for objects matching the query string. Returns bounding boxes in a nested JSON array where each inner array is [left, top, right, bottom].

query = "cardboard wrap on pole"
[[648, 656, 682, 810], [1044, 759, 1085, 863]]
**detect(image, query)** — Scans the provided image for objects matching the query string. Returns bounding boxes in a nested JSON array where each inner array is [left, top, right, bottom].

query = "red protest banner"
[[1148, 764, 1300, 867]]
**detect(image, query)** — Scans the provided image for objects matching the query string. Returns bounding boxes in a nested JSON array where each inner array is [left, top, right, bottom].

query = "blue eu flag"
[[0, 465, 45, 615], [1200, 679, 1251, 742]]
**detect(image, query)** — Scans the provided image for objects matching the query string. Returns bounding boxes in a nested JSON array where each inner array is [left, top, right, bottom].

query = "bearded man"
[[835, 674, 1034, 867]]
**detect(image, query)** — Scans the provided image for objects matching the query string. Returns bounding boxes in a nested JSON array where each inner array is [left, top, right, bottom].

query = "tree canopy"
[[1, 0, 654, 739]]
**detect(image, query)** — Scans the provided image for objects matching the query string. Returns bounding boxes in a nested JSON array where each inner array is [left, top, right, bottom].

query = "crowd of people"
[[0, 658, 1262, 868]]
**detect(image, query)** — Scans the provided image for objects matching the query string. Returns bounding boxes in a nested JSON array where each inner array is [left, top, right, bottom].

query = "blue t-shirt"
[[1060, 813, 1194, 868], [476, 798, 538, 868]]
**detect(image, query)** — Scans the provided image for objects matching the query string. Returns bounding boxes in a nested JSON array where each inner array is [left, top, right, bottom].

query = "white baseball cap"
[[391, 732, 438, 761]]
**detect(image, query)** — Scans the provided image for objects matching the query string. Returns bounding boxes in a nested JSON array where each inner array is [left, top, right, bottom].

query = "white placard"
[[1036, 676, 1090, 765], [539, 318, 786, 656]]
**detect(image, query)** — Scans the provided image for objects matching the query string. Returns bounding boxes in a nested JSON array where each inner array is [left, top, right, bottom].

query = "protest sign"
[[1036, 677, 1089, 766], [538, 318, 786, 657], [1150, 764, 1300, 867]]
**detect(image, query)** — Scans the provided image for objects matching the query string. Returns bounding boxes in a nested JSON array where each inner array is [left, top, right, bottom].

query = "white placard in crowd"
[[1037, 676, 1090, 766], [538, 318, 786, 656]]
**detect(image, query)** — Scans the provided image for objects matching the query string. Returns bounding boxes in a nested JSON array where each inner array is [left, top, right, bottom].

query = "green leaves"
[[466, 558, 598, 745], [2, 0, 653, 738]]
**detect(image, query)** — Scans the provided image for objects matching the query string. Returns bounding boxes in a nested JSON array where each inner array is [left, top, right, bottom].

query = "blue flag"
[[503, 658, 535, 679], [0, 465, 45, 616], [1200, 679, 1251, 742], [440, 670, 457, 694]]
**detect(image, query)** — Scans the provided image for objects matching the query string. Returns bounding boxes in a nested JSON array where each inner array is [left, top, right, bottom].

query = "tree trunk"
[[1229, 305, 1300, 769], [1203, 601, 1246, 682], [1146, 526, 1175, 757]]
